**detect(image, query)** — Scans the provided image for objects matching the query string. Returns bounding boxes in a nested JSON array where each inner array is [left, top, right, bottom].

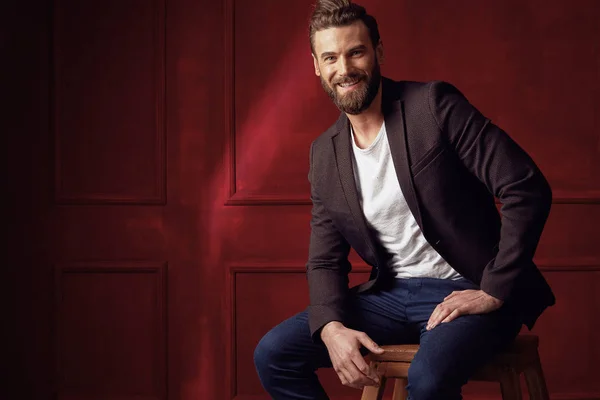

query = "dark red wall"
[[4, 0, 599, 399]]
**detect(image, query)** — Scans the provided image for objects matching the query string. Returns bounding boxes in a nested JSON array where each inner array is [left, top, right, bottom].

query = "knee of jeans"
[[253, 330, 283, 375], [407, 359, 449, 400], [253, 334, 270, 372]]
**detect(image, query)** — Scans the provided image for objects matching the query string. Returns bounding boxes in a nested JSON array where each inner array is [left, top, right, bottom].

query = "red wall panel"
[[55, 262, 167, 400], [4, 0, 599, 399], [54, 0, 165, 204]]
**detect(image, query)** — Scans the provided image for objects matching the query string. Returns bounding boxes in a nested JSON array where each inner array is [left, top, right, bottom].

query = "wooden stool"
[[361, 334, 549, 400]]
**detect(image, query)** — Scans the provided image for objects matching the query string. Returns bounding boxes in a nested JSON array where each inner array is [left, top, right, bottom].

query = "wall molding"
[[57, 395, 161, 400], [224, 0, 236, 205], [551, 190, 600, 204], [225, 193, 310, 206], [229, 394, 600, 400], [225, 191, 600, 207], [53, 0, 167, 205], [54, 261, 168, 400], [228, 258, 600, 274]]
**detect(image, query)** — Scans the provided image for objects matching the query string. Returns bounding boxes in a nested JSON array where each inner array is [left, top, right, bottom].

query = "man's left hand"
[[426, 289, 503, 330]]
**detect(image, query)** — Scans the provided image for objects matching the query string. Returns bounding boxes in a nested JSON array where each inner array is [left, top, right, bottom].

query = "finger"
[[333, 365, 347, 386], [357, 332, 384, 354], [441, 308, 462, 324], [342, 362, 371, 389], [430, 292, 470, 326], [426, 303, 444, 329], [352, 353, 380, 384], [336, 350, 376, 388], [337, 365, 357, 389], [427, 305, 452, 330], [347, 381, 364, 390], [443, 290, 461, 301]]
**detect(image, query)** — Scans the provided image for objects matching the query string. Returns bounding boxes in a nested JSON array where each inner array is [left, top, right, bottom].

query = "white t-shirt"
[[350, 122, 461, 280]]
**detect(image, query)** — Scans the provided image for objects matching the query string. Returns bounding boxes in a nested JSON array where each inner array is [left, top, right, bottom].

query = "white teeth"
[[339, 81, 358, 87]]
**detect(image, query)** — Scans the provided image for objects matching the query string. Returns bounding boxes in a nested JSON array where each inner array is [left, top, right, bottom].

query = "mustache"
[[334, 74, 365, 85]]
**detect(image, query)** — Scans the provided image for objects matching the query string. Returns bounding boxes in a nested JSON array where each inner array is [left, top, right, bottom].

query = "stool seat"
[[361, 334, 549, 400]]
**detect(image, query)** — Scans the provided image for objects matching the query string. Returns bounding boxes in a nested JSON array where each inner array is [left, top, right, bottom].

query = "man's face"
[[312, 21, 383, 115]]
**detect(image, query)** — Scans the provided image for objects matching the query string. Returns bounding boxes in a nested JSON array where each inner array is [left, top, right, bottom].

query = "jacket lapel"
[[385, 100, 424, 232], [331, 117, 380, 267]]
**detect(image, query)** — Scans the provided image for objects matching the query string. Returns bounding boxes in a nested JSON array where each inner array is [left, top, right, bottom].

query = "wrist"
[[481, 289, 504, 305], [320, 321, 344, 341]]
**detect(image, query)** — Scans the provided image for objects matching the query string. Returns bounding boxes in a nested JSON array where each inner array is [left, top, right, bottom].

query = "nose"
[[337, 55, 351, 76]]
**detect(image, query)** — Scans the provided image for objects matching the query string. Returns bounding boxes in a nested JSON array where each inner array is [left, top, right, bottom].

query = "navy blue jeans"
[[254, 277, 523, 400]]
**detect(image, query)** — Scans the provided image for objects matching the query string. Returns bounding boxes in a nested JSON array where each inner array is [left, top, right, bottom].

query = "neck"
[[347, 82, 384, 149]]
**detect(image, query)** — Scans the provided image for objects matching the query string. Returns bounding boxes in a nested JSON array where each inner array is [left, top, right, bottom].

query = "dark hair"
[[309, 0, 380, 55]]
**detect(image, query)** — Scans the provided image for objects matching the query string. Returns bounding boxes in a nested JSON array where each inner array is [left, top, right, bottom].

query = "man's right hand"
[[320, 321, 385, 390]]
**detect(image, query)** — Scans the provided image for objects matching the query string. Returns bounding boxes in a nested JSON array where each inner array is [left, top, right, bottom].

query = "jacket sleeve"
[[428, 81, 552, 301], [306, 140, 352, 342]]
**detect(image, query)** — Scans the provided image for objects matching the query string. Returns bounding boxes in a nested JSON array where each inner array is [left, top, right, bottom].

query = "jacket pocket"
[[412, 146, 447, 178]]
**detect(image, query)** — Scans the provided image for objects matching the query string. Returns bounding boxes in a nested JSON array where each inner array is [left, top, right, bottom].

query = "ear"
[[376, 40, 384, 65], [312, 54, 321, 76]]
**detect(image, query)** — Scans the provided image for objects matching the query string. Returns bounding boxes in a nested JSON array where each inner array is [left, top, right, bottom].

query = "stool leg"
[[499, 368, 522, 400], [391, 377, 408, 400], [361, 377, 387, 400], [524, 353, 550, 400], [361, 362, 387, 400]]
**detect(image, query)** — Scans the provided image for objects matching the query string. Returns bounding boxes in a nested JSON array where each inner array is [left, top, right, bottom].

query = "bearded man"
[[254, 1, 555, 399]]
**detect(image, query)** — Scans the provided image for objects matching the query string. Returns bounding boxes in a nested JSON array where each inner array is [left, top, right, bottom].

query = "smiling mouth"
[[337, 79, 361, 90]]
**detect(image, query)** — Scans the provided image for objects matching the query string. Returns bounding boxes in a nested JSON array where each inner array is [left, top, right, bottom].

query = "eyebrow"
[[320, 45, 367, 60]]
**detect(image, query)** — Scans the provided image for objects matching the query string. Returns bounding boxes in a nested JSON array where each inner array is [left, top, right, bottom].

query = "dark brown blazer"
[[306, 78, 555, 341]]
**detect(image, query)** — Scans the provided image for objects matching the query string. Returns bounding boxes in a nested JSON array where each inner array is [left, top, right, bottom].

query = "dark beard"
[[320, 60, 381, 115]]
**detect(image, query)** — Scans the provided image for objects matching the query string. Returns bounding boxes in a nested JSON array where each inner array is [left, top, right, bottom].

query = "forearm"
[[481, 171, 552, 300], [306, 264, 350, 340]]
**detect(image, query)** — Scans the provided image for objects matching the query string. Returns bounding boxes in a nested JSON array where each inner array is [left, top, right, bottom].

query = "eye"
[[324, 56, 335, 62], [351, 50, 363, 56]]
